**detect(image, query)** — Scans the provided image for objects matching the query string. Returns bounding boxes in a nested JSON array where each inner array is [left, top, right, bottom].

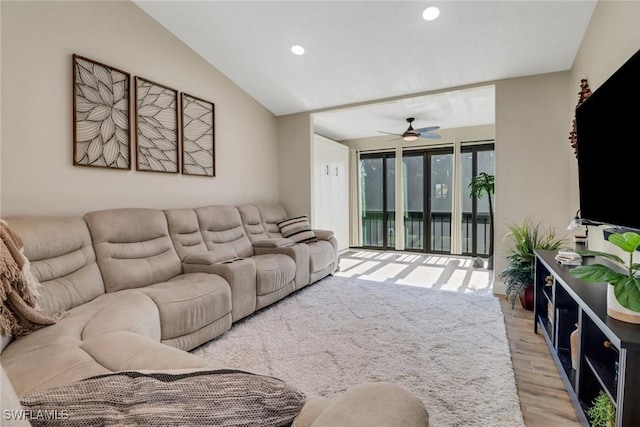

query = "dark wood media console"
[[534, 249, 640, 426]]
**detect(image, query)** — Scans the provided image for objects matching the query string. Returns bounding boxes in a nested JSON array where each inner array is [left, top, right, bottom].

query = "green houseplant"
[[570, 231, 640, 323], [469, 172, 495, 270], [499, 219, 566, 309], [586, 390, 616, 427]]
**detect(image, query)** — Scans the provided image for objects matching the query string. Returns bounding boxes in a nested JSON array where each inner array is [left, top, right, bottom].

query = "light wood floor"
[[498, 296, 582, 427]]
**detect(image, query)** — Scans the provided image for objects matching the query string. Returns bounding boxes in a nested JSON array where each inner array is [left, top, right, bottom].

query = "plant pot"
[[486, 255, 493, 270], [519, 286, 534, 311], [607, 284, 640, 324]]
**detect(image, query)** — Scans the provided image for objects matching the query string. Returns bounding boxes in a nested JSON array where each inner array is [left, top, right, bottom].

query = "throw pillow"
[[277, 216, 318, 243], [20, 369, 306, 427]]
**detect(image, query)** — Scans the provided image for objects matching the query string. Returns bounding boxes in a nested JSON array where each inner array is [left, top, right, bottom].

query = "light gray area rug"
[[192, 276, 525, 427]]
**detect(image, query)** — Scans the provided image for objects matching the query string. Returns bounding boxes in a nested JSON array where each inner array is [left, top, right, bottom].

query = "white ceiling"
[[134, 0, 597, 140]]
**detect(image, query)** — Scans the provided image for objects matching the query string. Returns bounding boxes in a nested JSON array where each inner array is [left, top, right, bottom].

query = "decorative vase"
[[519, 286, 534, 311], [607, 284, 640, 324], [570, 324, 579, 370]]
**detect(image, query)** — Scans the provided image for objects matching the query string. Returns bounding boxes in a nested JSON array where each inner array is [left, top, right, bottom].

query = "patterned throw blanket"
[[20, 370, 306, 427], [0, 220, 65, 337]]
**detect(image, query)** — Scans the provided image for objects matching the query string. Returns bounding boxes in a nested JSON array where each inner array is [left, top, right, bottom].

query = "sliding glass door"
[[403, 153, 424, 250], [402, 148, 454, 253], [461, 144, 495, 257], [360, 143, 494, 255], [360, 153, 395, 249]]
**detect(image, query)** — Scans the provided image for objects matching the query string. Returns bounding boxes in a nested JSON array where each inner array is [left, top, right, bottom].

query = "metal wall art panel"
[[135, 76, 179, 173], [73, 54, 131, 169], [181, 93, 215, 177]]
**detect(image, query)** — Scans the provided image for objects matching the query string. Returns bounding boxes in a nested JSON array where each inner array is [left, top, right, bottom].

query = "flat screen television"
[[576, 49, 640, 231]]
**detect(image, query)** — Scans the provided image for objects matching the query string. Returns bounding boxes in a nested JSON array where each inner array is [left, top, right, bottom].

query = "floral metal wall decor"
[[73, 54, 131, 169], [181, 93, 215, 177], [569, 79, 592, 158], [135, 77, 179, 173]]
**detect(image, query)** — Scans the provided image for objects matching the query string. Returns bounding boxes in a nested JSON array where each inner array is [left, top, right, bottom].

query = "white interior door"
[[313, 135, 349, 251]]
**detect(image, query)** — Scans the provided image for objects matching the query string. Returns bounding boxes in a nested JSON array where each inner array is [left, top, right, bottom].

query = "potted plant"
[[570, 231, 640, 323], [586, 390, 616, 427], [499, 219, 566, 309], [469, 172, 495, 270]]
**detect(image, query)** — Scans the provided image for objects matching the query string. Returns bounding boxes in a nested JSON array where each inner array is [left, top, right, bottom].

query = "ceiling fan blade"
[[414, 126, 440, 133], [420, 133, 441, 139], [378, 131, 402, 136], [387, 137, 403, 141]]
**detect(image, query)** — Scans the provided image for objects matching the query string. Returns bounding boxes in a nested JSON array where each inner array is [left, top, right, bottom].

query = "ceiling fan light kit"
[[379, 117, 441, 141]]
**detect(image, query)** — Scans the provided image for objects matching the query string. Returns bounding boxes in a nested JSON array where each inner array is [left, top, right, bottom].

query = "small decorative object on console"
[[555, 250, 582, 266]]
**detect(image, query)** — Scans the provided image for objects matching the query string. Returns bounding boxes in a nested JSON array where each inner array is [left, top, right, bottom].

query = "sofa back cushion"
[[5, 216, 105, 316], [163, 209, 208, 261], [236, 204, 270, 245], [84, 208, 181, 292], [255, 203, 289, 238], [195, 206, 253, 258]]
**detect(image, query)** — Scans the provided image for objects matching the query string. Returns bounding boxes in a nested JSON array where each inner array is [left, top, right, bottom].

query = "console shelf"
[[534, 250, 640, 426]]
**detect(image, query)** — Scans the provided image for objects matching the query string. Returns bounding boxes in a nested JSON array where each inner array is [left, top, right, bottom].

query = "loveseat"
[[0, 203, 429, 426]]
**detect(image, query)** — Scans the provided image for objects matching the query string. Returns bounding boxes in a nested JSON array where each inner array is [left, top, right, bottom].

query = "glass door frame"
[[402, 147, 454, 254], [461, 142, 495, 257], [360, 151, 396, 250]]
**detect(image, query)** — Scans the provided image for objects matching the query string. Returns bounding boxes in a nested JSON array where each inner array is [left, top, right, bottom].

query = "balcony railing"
[[362, 210, 491, 256]]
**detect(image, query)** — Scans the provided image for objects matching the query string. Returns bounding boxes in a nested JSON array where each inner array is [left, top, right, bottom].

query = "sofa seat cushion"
[[136, 273, 231, 341], [0, 291, 161, 396], [252, 254, 296, 296], [308, 240, 335, 273]]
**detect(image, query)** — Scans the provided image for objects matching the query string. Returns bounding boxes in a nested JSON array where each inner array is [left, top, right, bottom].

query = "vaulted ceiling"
[[134, 1, 597, 140]]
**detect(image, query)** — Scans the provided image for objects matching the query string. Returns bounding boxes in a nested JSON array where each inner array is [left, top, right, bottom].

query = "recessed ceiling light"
[[423, 6, 440, 21], [291, 45, 305, 55]]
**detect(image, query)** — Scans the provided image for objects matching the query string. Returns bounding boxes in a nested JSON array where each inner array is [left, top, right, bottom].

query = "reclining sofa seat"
[[1, 215, 213, 397], [239, 204, 339, 285], [83, 208, 232, 351], [164, 206, 299, 321], [0, 210, 430, 427]]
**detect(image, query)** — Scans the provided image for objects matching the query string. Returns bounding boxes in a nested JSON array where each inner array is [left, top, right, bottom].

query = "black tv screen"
[[576, 49, 640, 230]]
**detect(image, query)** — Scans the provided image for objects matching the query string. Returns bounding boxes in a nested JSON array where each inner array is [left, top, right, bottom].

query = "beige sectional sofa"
[[0, 203, 429, 426]]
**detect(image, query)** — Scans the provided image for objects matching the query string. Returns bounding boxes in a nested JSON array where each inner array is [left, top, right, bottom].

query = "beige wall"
[[567, 0, 640, 252], [493, 71, 572, 283], [0, 2, 3, 217], [276, 112, 313, 217], [1, 0, 279, 217]]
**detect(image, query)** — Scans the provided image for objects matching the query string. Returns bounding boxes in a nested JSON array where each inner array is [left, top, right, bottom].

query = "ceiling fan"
[[378, 117, 441, 141]]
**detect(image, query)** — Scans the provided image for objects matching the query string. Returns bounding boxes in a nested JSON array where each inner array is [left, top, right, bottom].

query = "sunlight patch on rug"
[[336, 250, 493, 294], [192, 276, 524, 427]]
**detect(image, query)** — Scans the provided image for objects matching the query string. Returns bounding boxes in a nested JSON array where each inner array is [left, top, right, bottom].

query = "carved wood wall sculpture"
[[569, 79, 592, 157]]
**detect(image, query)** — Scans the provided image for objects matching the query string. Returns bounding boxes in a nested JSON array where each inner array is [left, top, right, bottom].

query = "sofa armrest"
[[305, 383, 429, 427], [183, 248, 238, 265], [253, 238, 295, 248], [310, 230, 339, 275], [182, 257, 257, 322], [312, 229, 334, 241]]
